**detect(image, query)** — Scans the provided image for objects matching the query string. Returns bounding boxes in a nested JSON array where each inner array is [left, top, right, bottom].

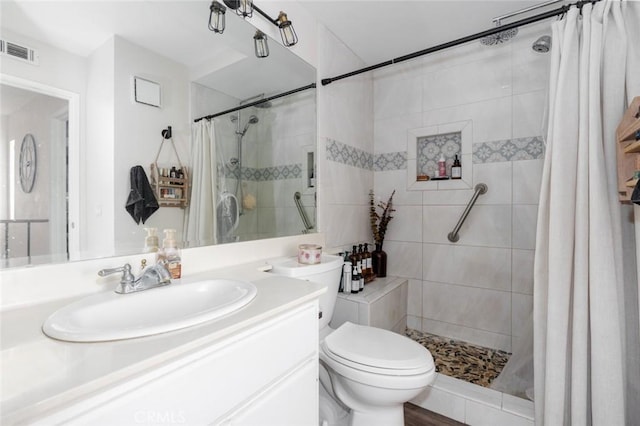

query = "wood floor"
[[404, 403, 466, 426]]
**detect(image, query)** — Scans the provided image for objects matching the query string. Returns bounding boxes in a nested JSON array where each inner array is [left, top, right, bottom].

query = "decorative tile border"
[[325, 138, 373, 170], [373, 151, 407, 171], [222, 163, 302, 181], [371, 136, 545, 172], [472, 136, 545, 163]]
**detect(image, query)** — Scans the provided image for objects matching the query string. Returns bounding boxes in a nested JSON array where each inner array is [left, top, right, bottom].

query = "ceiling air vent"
[[0, 39, 39, 65]]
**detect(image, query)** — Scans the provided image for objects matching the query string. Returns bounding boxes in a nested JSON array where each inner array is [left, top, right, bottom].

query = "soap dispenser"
[[143, 227, 159, 253], [161, 228, 182, 279]]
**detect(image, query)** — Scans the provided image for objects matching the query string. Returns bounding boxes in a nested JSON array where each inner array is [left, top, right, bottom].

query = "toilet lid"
[[323, 322, 433, 373]]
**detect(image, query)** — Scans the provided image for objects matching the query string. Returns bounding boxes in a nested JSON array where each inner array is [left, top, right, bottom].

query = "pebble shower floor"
[[405, 328, 511, 387]]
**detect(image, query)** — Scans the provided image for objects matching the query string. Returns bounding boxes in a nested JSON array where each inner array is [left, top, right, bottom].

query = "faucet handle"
[[98, 263, 135, 285]]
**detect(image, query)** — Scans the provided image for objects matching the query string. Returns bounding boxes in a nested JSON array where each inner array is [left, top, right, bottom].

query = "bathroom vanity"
[[0, 264, 325, 425]]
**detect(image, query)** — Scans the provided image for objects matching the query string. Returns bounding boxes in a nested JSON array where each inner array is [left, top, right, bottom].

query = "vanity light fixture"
[[276, 11, 298, 47], [223, 0, 253, 18], [253, 30, 269, 58], [208, 1, 226, 34]]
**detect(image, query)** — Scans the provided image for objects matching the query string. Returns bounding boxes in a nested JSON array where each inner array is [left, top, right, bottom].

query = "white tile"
[[410, 383, 466, 423], [324, 161, 372, 205], [423, 205, 511, 248], [473, 162, 513, 205], [502, 394, 534, 420], [323, 204, 371, 250], [422, 97, 512, 144], [423, 188, 475, 206], [512, 159, 544, 205], [386, 205, 422, 243], [330, 298, 359, 329], [374, 169, 423, 206], [512, 249, 534, 295], [512, 23, 552, 95], [512, 91, 546, 139], [512, 293, 533, 338], [465, 400, 534, 426], [512, 205, 538, 250], [407, 279, 423, 317], [422, 55, 512, 112], [421, 318, 512, 352], [374, 113, 422, 154], [374, 73, 422, 121], [422, 244, 511, 291], [370, 284, 406, 331], [407, 315, 422, 331], [422, 281, 511, 335], [384, 240, 422, 280], [435, 374, 502, 409]]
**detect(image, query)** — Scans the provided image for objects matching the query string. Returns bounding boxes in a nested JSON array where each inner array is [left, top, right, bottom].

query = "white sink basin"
[[42, 279, 257, 342]]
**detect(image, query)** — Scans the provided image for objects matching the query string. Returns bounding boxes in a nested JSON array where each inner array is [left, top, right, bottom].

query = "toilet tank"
[[269, 254, 343, 330]]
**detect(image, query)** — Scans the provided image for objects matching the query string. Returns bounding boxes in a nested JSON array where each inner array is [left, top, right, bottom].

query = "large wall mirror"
[[0, 0, 317, 269]]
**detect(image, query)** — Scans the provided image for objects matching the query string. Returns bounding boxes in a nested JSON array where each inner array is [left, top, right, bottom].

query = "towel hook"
[[161, 126, 172, 139]]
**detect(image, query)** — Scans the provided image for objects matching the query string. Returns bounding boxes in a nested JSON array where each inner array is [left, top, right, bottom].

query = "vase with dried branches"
[[369, 189, 395, 277]]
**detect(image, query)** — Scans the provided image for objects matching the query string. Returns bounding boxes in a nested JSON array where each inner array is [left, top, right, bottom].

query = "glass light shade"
[[254, 30, 269, 58], [277, 11, 298, 47], [236, 0, 253, 17], [208, 1, 226, 33]]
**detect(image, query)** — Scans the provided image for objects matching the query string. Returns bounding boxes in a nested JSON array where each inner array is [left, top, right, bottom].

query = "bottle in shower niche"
[[451, 155, 462, 179], [438, 154, 447, 178]]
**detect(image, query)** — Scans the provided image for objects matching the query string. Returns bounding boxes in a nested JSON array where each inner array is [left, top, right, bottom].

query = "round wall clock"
[[19, 133, 37, 193]]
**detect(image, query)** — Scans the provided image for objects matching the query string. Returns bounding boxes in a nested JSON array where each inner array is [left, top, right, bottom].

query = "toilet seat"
[[322, 322, 434, 376]]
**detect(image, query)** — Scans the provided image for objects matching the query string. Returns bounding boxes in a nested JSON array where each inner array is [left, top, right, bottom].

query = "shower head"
[[230, 114, 238, 123], [532, 35, 552, 53], [248, 115, 259, 124], [254, 100, 272, 109], [480, 27, 518, 46], [239, 115, 259, 135]]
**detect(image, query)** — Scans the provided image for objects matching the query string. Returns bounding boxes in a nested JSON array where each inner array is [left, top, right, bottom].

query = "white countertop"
[[337, 276, 407, 304], [0, 261, 326, 424]]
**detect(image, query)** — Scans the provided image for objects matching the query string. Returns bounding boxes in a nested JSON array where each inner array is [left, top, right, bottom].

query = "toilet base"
[[349, 406, 404, 426]]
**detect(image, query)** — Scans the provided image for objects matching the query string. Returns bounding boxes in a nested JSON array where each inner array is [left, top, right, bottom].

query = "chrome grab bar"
[[447, 183, 488, 243], [294, 191, 314, 233]]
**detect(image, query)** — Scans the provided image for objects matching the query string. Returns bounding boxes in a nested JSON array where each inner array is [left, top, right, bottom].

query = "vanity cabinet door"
[[219, 358, 318, 426], [36, 302, 319, 426]]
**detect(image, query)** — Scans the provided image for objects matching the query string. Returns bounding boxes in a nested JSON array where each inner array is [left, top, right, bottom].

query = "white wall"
[[372, 22, 551, 352], [317, 25, 374, 250], [113, 36, 190, 254]]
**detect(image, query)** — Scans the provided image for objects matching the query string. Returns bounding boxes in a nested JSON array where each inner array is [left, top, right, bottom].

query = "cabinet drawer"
[[39, 302, 319, 425]]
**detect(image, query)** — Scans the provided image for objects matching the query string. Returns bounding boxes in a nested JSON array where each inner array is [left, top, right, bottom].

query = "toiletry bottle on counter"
[[451, 155, 462, 179], [351, 264, 360, 294], [357, 264, 364, 292], [143, 227, 159, 253], [438, 154, 447, 178], [161, 229, 182, 279], [363, 243, 372, 281], [343, 253, 352, 294]]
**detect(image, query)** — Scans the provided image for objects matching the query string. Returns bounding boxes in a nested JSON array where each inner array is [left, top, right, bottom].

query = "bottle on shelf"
[[357, 264, 364, 292], [342, 252, 352, 293], [438, 154, 447, 178], [351, 263, 360, 294], [363, 243, 373, 282], [451, 155, 462, 179]]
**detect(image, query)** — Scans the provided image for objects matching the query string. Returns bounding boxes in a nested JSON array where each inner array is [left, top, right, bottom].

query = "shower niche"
[[406, 120, 473, 191]]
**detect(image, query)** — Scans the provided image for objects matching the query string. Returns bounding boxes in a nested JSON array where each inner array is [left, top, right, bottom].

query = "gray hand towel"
[[126, 165, 159, 224]]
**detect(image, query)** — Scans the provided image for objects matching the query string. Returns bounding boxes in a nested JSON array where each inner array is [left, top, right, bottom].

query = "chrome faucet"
[[98, 263, 171, 294]]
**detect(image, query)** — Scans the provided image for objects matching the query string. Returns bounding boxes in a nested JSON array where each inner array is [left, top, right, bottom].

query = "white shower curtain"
[[534, 1, 638, 424], [183, 120, 217, 246]]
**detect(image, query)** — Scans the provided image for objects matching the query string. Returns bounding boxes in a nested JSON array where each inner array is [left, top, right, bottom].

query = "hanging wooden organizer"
[[616, 96, 640, 204], [150, 128, 190, 208]]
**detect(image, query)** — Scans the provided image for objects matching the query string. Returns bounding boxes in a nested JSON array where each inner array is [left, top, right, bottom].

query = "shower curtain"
[[183, 120, 217, 246], [534, 1, 639, 425]]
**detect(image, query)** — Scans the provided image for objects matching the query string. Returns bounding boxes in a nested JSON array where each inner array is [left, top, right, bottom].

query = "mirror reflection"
[[0, 0, 316, 268]]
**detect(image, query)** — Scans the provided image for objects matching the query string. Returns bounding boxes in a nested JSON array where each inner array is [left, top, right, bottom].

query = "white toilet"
[[269, 254, 435, 426]]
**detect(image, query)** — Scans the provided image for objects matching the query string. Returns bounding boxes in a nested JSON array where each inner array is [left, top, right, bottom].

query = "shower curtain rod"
[[194, 83, 316, 123], [321, 0, 598, 86]]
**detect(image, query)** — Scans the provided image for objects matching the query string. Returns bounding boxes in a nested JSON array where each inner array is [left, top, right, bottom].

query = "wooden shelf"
[[616, 96, 640, 203]]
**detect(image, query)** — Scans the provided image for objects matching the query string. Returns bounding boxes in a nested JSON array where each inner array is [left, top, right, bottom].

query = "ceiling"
[[301, 0, 562, 65]]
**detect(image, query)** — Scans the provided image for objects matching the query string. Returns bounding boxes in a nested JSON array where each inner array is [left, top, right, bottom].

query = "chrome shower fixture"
[[532, 35, 552, 53], [480, 21, 518, 46]]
